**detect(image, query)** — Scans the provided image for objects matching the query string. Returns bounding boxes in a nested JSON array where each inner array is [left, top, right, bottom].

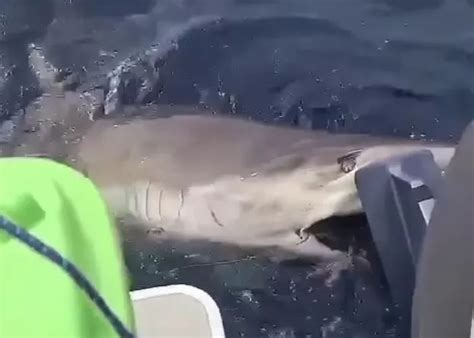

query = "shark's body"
[[67, 111, 455, 260]]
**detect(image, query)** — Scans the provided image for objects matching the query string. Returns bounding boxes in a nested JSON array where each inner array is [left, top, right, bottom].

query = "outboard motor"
[[355, 121, 473, 338]]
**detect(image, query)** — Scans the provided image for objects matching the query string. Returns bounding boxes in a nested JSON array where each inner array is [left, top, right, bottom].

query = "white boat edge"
[[130, 284, 226, 338]]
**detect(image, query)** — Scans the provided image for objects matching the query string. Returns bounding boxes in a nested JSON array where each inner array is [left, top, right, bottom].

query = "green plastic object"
[[0, 157, 135, 337]]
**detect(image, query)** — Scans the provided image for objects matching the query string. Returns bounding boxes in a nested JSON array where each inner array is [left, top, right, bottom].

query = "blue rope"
[[0, 216, 135, 338]]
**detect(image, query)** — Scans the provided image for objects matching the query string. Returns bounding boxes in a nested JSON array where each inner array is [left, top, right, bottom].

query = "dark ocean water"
[[2, 0, 473, 140], [1, 1, 473, 337]]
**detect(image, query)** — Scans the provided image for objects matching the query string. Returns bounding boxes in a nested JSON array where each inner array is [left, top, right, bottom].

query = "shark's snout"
[[350, 144, 455, 173]]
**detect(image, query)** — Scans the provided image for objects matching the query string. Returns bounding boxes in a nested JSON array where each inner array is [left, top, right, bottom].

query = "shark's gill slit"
[[133, 186, 139, 217], [178, 189, 184, 220], [158, 189, 163, 221], [145, 181, 151, 222]]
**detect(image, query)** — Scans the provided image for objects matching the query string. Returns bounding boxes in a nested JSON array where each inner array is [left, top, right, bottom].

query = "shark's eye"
[[340, 158, 357, 173], [337, 149, 362, 173]]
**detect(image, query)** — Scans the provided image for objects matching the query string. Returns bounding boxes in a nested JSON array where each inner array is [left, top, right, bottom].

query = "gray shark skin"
[[67, 108, 456, 261]]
